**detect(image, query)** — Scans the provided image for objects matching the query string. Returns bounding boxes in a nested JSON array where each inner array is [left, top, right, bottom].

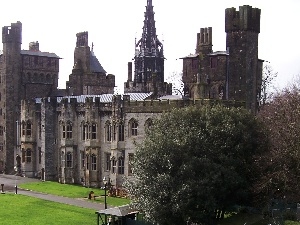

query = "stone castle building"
[[0, 2, 263, 188]]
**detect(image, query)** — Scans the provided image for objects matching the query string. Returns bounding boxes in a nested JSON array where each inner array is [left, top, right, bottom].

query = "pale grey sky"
[[1, 0, 299, 92]]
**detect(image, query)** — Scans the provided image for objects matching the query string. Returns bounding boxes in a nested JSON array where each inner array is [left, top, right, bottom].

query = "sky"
[[1, 0, 299, 93]]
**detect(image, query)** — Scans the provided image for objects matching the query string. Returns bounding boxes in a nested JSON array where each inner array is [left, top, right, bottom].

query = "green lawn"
[[0, 193, 96, 225], [19, 181, 130, 207]]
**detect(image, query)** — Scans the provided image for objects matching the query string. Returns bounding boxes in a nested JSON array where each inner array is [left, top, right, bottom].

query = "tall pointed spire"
[[134, 0, 164, 84]]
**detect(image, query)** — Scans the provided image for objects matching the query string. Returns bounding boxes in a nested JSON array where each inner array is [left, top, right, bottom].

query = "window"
[[66, 152, 72, 168], [91, 124, 97, 139], [118, 157, 124, 174], [106, 121, 111, 142], [62, 125, 66, 139], [118, 123, 124, 141], [66, 123, 72, 139], [112, 157, 117, 173], [38, 147, 41, 164], [128, 153, 134, 175], [0, 126, 3, 136], [26, 122, 32, 136], [87, 123, 91, 140], [81, 152, 85, 168], [113, 124, 116, 141], [145, 119, 153, 132], [91, 154, 97, 171], [82, 124, 86, 140], [0, 143, 3, 151], [105, 153, 111, 171], [25, 149, 32, 163], [129, 119, 138, 136], [86, 154, 89, 170]]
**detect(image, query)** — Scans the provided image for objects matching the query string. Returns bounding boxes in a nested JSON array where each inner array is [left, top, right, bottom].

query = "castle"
[[0, 1, 263, 188]]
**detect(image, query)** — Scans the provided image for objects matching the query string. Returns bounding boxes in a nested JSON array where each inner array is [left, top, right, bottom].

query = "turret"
[[225, 5, 261, 112]]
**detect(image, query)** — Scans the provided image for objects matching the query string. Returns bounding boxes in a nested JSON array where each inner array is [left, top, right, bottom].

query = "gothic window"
[[145, 118, 153, 132], [0, 126, 3, 136], [86, 123, 91, 140], [128, 153, 134, 175], [26, 121, 32, 136], [38, 147, 41, 164], [105, 121, 111, 142], [86, 154, 89, 170], [81, 151, 85, 168], [82, 123, 86, 140], [66, 152, 72, 168], [63, 122, 72, 139], [112, 157, 117, 173], [91, 123, 97, 140], [118, 157, 125, 174], [91, 154, 97, 171], [105, 153, 111, 171], [112, 123, 116, 141], [66, 123, 72, 139], [118, 122, 124, 141], [129, 119, 138, 137], [62, 125, 66, 139], [25, 148, 32, 163]]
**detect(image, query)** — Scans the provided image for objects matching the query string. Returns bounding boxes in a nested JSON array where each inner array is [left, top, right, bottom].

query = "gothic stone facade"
[[1, 4, 263, 189]]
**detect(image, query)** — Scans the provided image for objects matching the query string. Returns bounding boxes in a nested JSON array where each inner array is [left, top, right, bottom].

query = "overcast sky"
[[1, 0, 299, 93]]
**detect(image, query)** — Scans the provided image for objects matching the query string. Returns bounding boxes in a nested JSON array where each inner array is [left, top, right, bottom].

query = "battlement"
[[225, 5, 260, 33], [76, 31, 88, 47], [2, 21, 22, 44]]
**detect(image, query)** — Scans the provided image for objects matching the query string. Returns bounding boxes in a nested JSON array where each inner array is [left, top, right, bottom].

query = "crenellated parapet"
[[225, 5, 260, 33], [2, 21, 22, 44]]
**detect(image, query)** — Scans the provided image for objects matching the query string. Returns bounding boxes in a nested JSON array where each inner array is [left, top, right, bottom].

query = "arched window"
[[118, 157, 124, 174], [145, 118, 153, 132], [118, 122, 124, 141], [25, 149, 32, 163], [62, 122, 72, 139], [129, 119, 138, 137], [105, 121, 111, 142], [66, 152, 72, 168], [26, 121, 32, 136], [91, 154, 97, 171], [91, 123, 97, 140]]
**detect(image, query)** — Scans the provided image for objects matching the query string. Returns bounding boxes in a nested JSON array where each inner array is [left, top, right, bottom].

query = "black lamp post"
[[103, 176, 109, 225]]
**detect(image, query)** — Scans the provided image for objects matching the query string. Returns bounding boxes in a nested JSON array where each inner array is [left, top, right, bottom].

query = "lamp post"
[[103, 176, 108, 225]]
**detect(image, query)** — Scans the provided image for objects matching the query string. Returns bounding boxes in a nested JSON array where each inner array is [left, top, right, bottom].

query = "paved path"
[[0, 174, 106, 211]]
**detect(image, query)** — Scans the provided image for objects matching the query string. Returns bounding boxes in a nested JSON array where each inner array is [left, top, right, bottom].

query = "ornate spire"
[[134, 0, 164, 84]]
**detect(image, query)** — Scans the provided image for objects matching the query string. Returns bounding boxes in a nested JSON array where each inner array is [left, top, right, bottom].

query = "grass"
[[0, 193, 96, 225], [19, 181, 130, 207]]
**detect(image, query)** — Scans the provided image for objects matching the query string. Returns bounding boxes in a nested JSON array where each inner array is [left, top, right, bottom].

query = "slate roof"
[[21, 50, 60, 58], [36, 92, 154, 104], [90, 51, 106, 73], [96, 204, 138, 217]]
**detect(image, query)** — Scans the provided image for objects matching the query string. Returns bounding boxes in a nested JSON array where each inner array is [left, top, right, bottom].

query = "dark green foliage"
[[125, 105, 268, 225]]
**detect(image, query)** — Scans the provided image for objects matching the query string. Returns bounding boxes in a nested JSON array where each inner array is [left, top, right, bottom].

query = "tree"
[[260, 63, 278, 105], [125, 105, 268, 225], [256, 85, 300, 206]]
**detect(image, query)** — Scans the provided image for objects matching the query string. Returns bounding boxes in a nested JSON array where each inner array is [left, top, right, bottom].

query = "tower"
[[225, 5, 261, 112], [124, 0, 171, 96], [1, 21, 22, 173]]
